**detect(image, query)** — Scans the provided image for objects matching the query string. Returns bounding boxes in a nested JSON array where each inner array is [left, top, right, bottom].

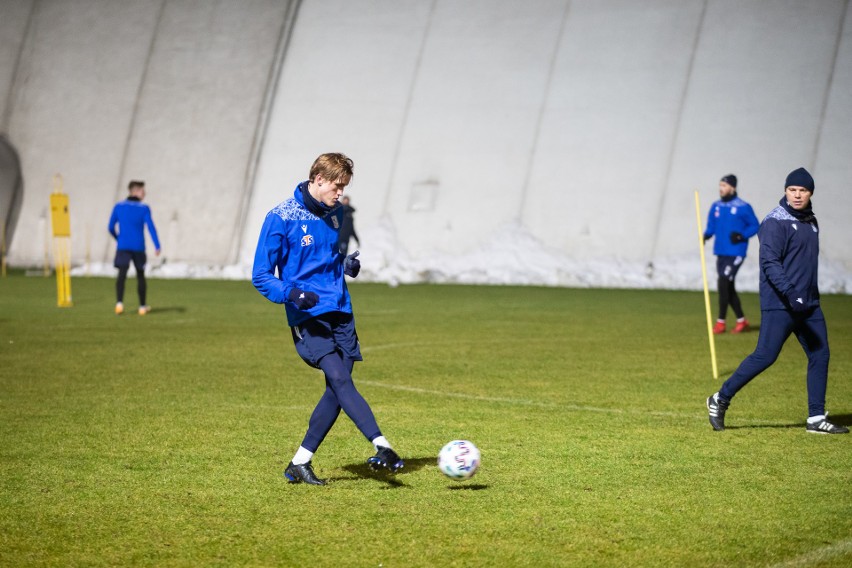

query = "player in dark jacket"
[[703, 174, 760, 334], [253, 153, 404, 485], [707, 167, 847, 434], [337, 195, 360, 256]]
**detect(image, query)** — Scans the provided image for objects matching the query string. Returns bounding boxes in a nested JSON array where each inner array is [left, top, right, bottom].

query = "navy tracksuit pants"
[[719, 307, 830, 417], [291, 313, 381, 452]]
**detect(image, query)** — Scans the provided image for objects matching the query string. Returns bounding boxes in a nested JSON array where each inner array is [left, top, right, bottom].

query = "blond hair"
[[309, 153, 354, 183]]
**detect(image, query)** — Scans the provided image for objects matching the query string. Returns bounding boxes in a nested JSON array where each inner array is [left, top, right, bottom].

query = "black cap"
[[720, 174, 737, 188], [784, 167, 814, 193]]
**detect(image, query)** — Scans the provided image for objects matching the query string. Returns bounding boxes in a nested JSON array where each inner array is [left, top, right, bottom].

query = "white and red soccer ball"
[[438, 440, 480, 481]]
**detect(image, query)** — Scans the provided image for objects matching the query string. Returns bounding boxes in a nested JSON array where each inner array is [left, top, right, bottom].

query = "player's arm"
[[759, 220, 795, 297], [252, 213, 291, 304], [742, 204, 760, 239], [144, 206, 161, 253], [108, 207, 119, 239], [703, 206, 716, 241]]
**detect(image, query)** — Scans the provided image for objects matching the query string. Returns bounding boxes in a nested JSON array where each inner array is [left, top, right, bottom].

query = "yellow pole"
[[50, 174, 73, 307], [695, 190, 718, 379], [54, 238, 64, 304]]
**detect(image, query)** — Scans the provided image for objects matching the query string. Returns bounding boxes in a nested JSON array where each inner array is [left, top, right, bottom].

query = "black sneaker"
[[367, 446, 404, 473], [707, 392, 729, 431], [806, 418, 849, 434], [284, 461, 326, 485]]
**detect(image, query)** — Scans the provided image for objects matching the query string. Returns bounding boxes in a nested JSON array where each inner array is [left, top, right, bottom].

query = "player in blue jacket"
[[252, 153, 404, 485], [703, 174, 760, 334], [108, 180, 160, 315], [707, 168, 847, 434]]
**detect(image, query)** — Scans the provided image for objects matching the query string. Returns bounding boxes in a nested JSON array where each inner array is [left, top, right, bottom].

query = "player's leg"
[[285, 385, 340, 485], [728, 257, 748, 333], [132, 252, 149, 314], [299, 378, 344, 455], [318, 352, 382, 441], [116, 267, 128, 303], [317, 353, 403, 472], [284, 323, 341, 485], [796, 309, 847, 433], [327, 313, 404, 471], [113, 250, 131, 314], [708, 310, 794, 430], [714, 257, 730, 333]]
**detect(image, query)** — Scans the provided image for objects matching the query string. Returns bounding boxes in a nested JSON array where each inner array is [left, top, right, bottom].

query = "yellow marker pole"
[[695, 190, 718, 379], [49, 174, 73, 307]]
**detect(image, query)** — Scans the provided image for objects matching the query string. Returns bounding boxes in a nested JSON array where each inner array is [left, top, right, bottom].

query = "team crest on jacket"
[[332, 217, 339, 229], [301, 234, 314, 247]]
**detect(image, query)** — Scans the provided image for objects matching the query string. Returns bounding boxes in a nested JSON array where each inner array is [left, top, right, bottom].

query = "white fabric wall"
[[3, 0, 851, 290], [246, 0, 852, 290]]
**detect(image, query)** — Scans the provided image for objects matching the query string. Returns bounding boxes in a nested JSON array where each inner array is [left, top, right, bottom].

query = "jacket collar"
[[295, 181, 335, 218], [779, 196, 816, 225]]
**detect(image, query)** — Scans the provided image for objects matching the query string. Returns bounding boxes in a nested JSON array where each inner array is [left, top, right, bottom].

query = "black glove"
[[703, 234, 711, 244], [344, 250, 361, 278], [729, 232, 745, 244], [289, 287, 319, 310], [786, 291, 809, 313]]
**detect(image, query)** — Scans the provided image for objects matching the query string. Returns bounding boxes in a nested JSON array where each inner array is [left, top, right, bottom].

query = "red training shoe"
[[731, 319, 749, 334], [712, 321, 726, 334]]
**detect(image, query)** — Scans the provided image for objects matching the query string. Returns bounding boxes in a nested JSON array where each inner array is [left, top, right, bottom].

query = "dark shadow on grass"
[[447, 483, 489, 491], [144, 306, 187, 314], [825, 413, 852, 426], [724, 423, 800, 430], [335, 456, 436, 488], [725, 413, 852, 430]]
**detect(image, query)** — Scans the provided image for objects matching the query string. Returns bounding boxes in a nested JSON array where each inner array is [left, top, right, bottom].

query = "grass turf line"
[[1, 273, 850, 567]]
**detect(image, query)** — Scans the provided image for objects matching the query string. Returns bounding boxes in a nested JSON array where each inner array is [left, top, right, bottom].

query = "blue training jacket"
[[108, 198, 160, 252], [758, 202, 820, 311], [252, 183, 350, 327], [704, 196, 759, 257]]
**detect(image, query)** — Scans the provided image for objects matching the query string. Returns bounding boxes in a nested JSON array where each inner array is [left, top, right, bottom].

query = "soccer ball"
[[438, 440, 480, 481]]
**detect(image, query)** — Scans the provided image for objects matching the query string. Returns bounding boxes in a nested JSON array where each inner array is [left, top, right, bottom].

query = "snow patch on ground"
[[73, 217, 850, 294]]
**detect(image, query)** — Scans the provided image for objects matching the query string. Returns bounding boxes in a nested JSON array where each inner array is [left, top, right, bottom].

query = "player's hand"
[[786, 291, 809, 313], [344, 250, 361, 278], [703, 234, 711, 244], [155, 249, 162, 256], [289, 288, 319, 310], [729, 232, 745, 244]]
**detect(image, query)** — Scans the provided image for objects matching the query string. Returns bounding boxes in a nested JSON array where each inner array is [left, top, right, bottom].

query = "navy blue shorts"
[[114, 250, 147, 271], [291, 312, 362, 369], [716, 255, 743, 282]]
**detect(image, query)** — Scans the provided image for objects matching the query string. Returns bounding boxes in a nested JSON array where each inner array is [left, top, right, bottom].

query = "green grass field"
[[1, 273, 850, 567]]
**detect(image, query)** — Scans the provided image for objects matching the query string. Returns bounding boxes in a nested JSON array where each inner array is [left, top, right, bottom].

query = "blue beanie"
[[720, 174, 737, 188], [785, 167, 814, 193]]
